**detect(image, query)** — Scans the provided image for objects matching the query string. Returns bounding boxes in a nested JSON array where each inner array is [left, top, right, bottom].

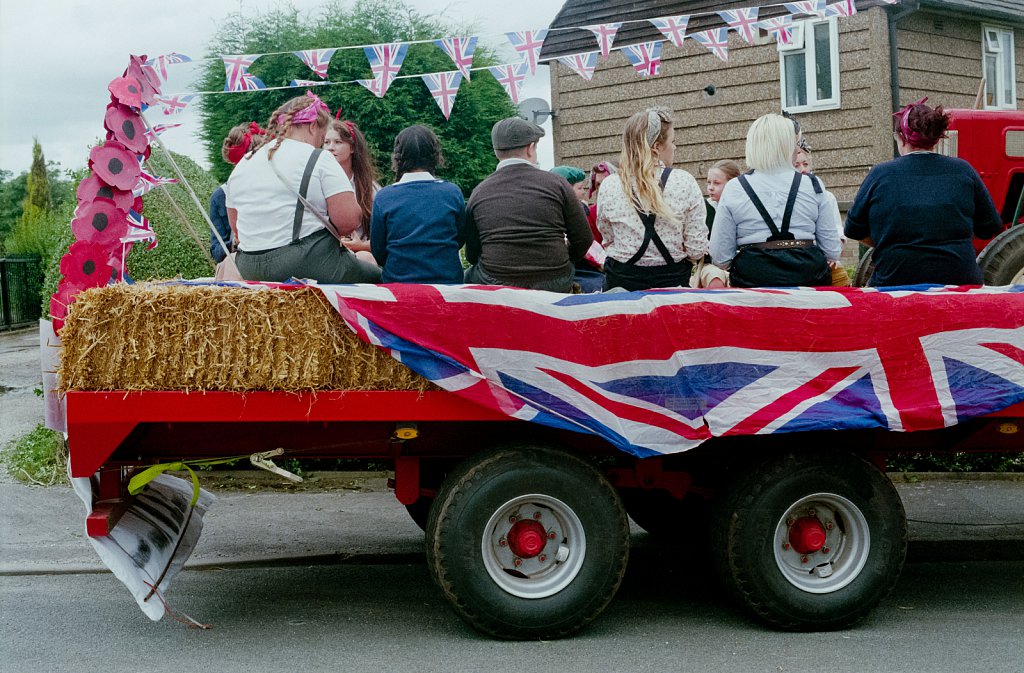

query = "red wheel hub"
[[789, 516, 827, 554], [506, 519, 548, 558]]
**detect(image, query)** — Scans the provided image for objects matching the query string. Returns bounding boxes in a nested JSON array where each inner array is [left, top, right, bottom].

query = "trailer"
[[60, 282, 1024, 640]]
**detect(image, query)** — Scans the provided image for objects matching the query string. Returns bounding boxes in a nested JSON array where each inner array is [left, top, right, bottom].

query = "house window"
[[983, 26, 1016, 109], [779, 18, 841, 113]]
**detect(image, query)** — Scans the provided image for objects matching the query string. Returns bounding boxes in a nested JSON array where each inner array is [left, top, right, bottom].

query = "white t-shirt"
[[226, 138, 354, 251]]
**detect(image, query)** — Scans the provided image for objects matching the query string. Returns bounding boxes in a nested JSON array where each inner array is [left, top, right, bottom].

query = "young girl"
[[705, 159, 741, 232], [369, 125, 465, 284], [324, 119, 380, 259], [597, 108, 709, 291]]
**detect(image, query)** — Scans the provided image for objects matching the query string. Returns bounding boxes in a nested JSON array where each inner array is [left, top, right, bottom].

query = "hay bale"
[[58, 283, 433, 392]]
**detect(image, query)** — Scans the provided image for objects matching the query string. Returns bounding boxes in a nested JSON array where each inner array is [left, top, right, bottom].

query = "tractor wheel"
[[977, 225, 1024, 286]]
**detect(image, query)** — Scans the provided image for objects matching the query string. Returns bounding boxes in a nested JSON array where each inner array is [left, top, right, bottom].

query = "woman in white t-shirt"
[[226, 93, 381, 283]]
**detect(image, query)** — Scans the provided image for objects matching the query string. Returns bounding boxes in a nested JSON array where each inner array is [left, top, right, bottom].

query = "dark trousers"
[[603, 257, 693, 292], [237, 229, 381, 284]]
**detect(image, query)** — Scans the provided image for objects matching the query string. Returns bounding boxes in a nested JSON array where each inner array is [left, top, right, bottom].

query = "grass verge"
[[2, 424, 67, 486]]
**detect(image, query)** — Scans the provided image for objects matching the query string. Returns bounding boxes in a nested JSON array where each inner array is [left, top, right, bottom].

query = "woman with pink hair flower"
[[226, 92, 381, 283]]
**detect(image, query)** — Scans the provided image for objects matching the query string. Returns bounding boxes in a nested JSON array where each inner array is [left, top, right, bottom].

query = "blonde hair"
[[745, 114, 798, 172], [264, 95, 331, 160], [617, 108, 676, 221]]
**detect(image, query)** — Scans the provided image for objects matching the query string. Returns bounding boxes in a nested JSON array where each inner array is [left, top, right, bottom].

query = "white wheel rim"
[[1010, 265, 1024, 285], [481, 494, 586, 599], [772, 492, 870, 594]]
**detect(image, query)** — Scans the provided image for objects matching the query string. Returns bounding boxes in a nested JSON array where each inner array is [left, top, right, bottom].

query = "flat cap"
[[491, 117, 545, 150]]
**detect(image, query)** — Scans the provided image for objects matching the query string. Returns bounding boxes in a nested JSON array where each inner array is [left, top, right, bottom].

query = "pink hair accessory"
[[893, 96, 928, 146], [279, 90, 330, 126]]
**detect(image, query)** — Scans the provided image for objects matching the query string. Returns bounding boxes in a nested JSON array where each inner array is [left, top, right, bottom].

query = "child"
[[369, 125, 465, 284], [705, 159, 741, 232]]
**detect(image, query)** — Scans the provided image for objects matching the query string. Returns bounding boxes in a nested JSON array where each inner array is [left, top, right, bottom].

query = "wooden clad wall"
[[897, 11, 1024, 111], [551, 8, 894, 204]]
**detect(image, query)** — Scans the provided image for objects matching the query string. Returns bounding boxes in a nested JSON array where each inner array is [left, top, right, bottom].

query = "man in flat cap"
[[463, 117, 593, 292]]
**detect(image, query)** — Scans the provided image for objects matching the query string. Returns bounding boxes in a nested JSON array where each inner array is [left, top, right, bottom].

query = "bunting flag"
[[356, 78, 386, 98], [758, 15, 796, 45], [718, 7, 761, 44], [784, 0, 828, 19], [505, 29, 549, 75], [557, 51, 599, 81], [648, 16, 690, 49], [586, 23, 622, 58], [421, 71, 464, 120], [363, 43, 409, 97], [125, 210, 158, 249], [222, 54, 265, 92], [154, 94, 197, 115], [691, 28, 731, 62], [293, 49, 338, 79], [488, 62, 529, 105], [290, 79, 328, 87], [825, 0, 858, 17], [133, 169, 177, 197], [144, 123, 181, 141], [434, 37, 478, 80], [142, 53, 192, 84], [620, 41, 664, 77]]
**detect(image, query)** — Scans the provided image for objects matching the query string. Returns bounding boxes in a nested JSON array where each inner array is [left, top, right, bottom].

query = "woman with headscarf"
[[844, 98, 1002, 286]]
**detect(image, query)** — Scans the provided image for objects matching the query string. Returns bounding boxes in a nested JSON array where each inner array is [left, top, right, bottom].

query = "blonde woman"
[[710, 113, 841, 287], [597, 108, 709, 291]]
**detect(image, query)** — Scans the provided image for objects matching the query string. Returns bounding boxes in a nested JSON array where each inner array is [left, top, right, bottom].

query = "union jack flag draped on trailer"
[[315, 284, 1024, 458], [222, 54, 265, 92]]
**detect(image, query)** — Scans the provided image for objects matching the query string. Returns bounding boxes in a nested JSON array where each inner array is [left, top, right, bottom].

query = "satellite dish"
[[518, 97, 555, 125]]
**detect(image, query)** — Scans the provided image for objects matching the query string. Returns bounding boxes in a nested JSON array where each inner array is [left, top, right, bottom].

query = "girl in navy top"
[[370, 125, 466, 284]]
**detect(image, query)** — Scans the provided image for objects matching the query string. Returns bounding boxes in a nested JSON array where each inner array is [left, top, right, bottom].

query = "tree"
[[22, 139, 52, 219], [197, 0, 516, 192]]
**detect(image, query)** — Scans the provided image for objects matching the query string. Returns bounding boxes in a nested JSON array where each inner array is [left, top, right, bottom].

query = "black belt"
[[739, 239, 815, 251]]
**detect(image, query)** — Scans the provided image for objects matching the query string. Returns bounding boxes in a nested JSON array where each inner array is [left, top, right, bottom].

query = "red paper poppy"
[[108, 74, 145, 109], [49, 281, 88, 330], [104, 103, 149, 154], [60, 241, 114, 289], [89, 141, 141, 191], [71, 199, 128, 246], [76, 174, 134, 212], [127, 54, 160, 101]]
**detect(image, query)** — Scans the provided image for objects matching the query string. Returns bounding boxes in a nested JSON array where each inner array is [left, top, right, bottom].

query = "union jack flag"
[[784, 0, 828, 19], [293, 49, 337, 79], [142, 52, 192, 84], [421, 71, 464, 120], [124, 210, 158, 250], [363, 42, 409, 98], [356, 78, 385, 98], [133, 169, 177, 197], [719, 7, 761, 44], [620, 41, 665, 77], [759, 15, 796, 45], [586, 22, 622, 58], [690, 28, 731, 62], [154, 94, 196, 116], [556, 51, 599, 81], [434, 37, 478, 80], [317, 285, 1024, 457], [825, 0, 858, 17], [505, 29, 549, 75], [648, 15, 690, 49], [222, 54, 265, 92], [290, 79, 328, 88], [488, 62, 529, 105], [144, 123, 181, 141]]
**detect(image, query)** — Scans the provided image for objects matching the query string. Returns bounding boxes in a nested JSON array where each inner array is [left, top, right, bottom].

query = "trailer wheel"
[[853, 247, 875, 287], [977, 225, 1024, 285], [710, 451, 906, 631], [426, 445, 629, 640]]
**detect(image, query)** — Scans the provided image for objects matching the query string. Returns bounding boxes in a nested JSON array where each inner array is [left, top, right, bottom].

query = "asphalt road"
[[1, 558, 1022, 673]]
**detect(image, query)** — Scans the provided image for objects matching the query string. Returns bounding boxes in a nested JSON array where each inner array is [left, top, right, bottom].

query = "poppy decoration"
[[60, 240, 114, 289], [49, 283, 84, 330], [104, 103, 150, 154], [108, 74, 146, 109], [127, 54, 160, 101], [89, 141, 141, 191], [70, 198, 128, 246], [76, 174, 134, 212]]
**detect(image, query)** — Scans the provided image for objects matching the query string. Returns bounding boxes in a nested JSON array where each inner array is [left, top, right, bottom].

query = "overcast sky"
[[0, 0, 562, 176]]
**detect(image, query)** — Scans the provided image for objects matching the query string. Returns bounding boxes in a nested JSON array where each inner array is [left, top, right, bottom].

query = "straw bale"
[[58, 283, 433, 393]]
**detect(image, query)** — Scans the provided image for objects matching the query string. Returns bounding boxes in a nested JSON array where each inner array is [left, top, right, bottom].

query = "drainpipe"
[[888, 1, 920, 156]]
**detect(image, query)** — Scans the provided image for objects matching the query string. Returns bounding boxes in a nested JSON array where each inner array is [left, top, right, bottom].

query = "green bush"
[[888, 452, 1024, 473], [3, 424, 67, 485]]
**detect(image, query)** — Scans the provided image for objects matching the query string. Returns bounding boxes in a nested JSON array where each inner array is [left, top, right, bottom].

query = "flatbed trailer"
[[66, 387, 1024, 639]]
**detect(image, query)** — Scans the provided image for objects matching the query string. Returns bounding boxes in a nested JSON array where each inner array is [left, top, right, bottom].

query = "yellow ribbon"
[[127, 455, 247, 506]]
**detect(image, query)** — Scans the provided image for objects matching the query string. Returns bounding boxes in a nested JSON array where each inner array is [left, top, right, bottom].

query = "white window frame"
[[982, 25, 1017, 110], [778, 17, 841, 113]]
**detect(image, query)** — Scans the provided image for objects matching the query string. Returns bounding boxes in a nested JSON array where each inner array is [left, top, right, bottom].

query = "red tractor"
[[854, 109, 1024, 286]]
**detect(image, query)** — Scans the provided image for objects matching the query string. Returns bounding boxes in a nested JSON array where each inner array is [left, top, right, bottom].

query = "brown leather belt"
[[740, 239, 815, 251]]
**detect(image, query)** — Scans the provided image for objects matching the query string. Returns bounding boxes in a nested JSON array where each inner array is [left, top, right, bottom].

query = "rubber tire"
[[710, 450, 907, 631], [853, 247, 874, 287], [977, 225, 1024, 285], [426, 445, 630, 640]]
